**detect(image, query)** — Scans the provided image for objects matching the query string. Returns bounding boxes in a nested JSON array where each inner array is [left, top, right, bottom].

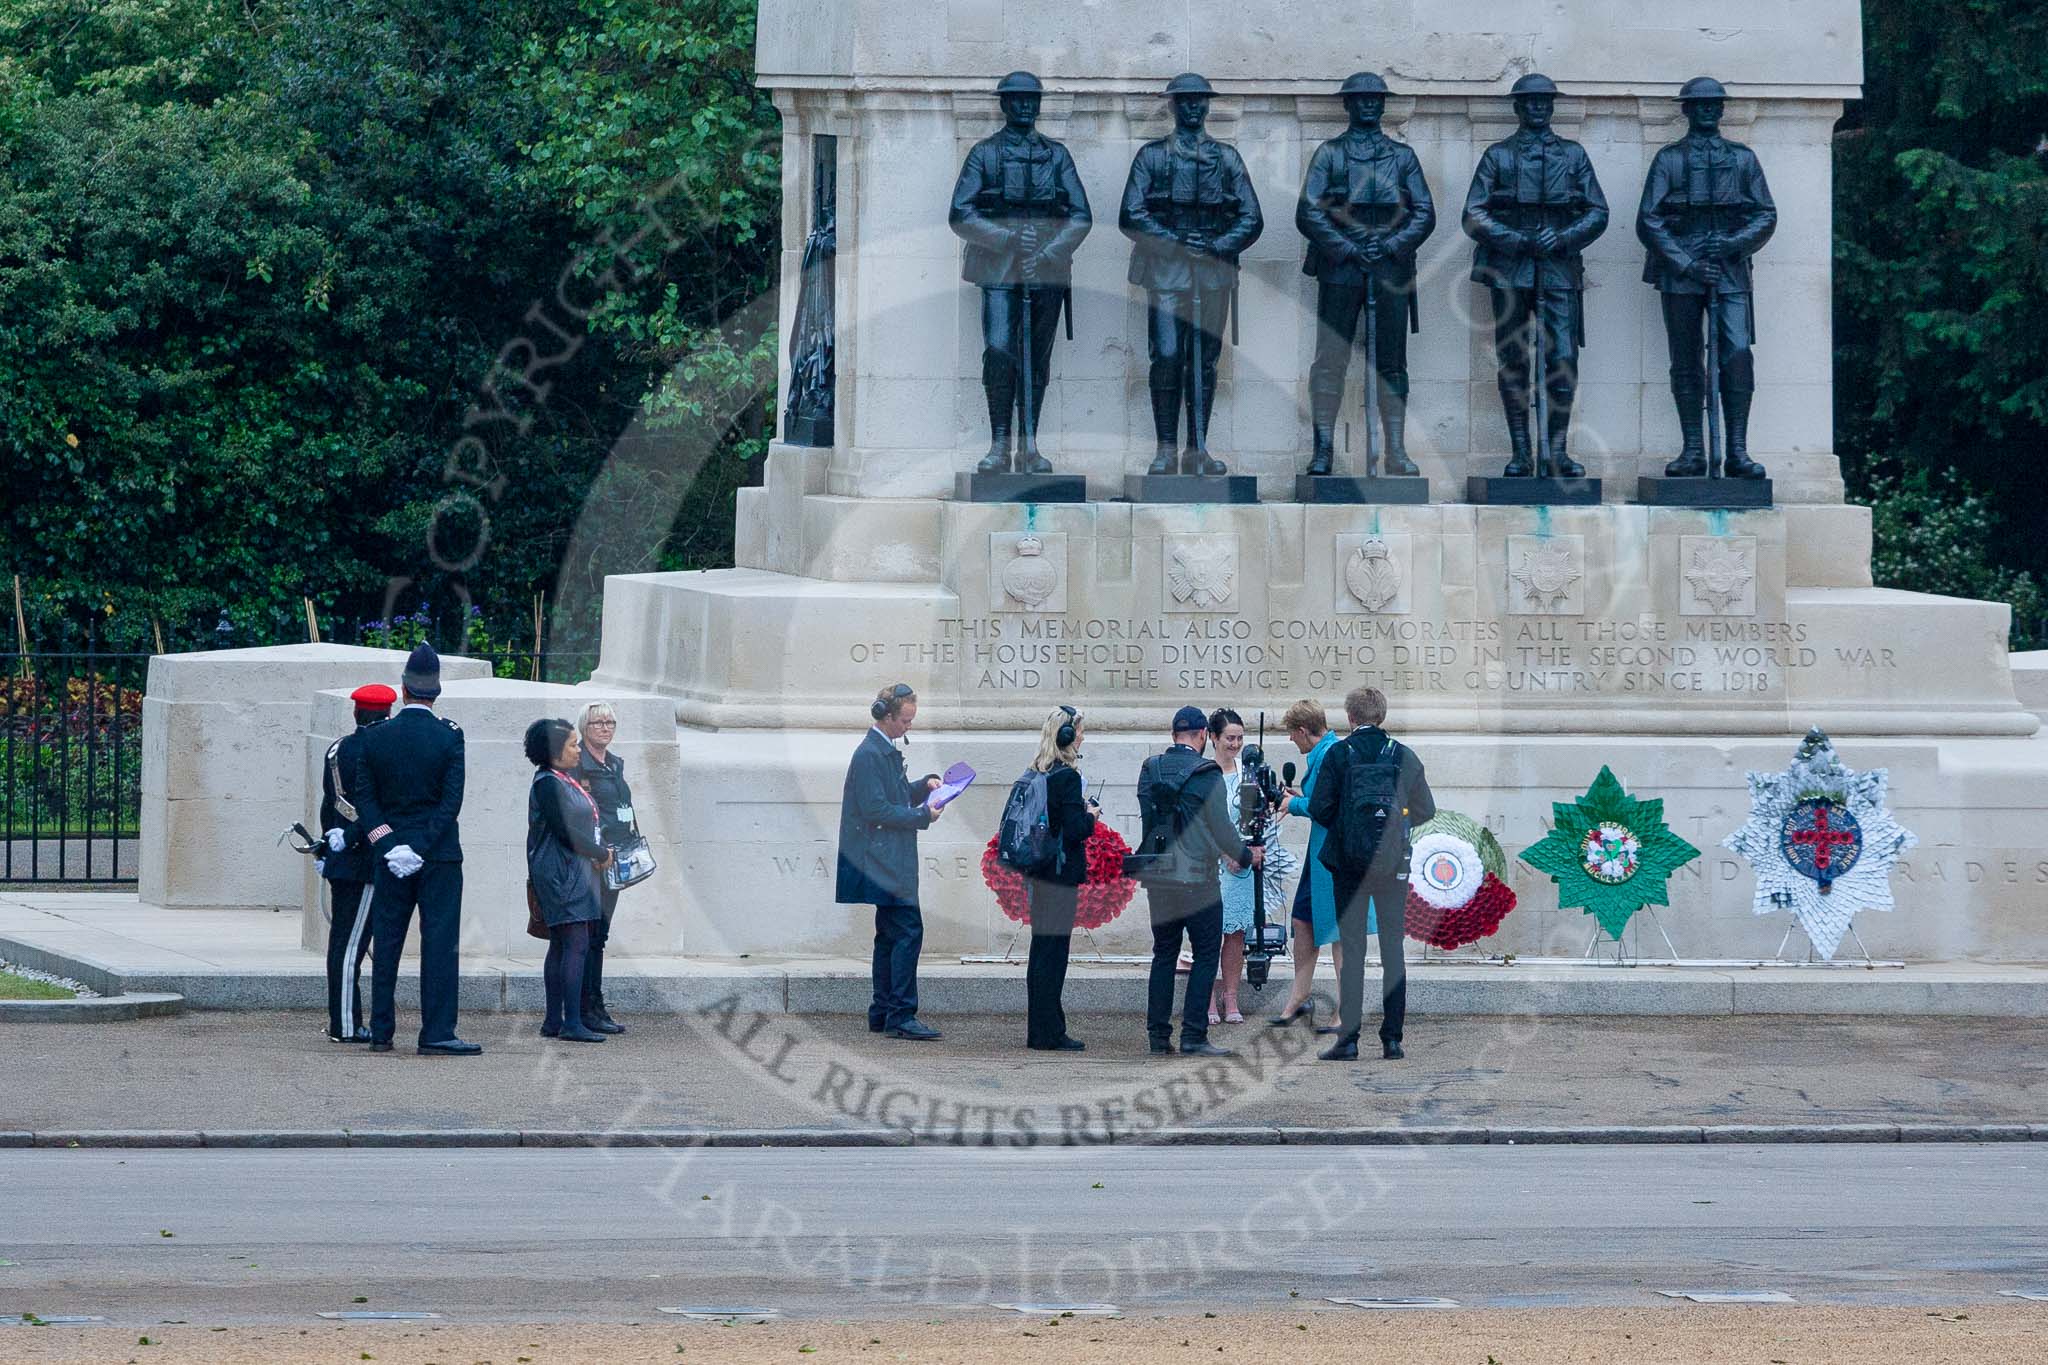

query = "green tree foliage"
[[0, 0, 778, 653], [1836, 0, 2048, 641]]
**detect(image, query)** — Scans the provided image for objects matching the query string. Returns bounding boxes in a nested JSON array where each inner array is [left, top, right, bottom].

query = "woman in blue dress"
[[1270, 699, 1360, 1027]]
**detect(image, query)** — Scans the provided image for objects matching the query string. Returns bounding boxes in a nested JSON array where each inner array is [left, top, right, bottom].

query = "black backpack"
[[996, 769, 1058, 877], [1122, 756, 1217, 887], [1321, 734, 1404, 877]]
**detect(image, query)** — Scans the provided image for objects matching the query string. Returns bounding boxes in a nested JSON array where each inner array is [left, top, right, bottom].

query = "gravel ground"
[[6, 1009, 2048, 1137], [2, 1306, 2042, 1364]]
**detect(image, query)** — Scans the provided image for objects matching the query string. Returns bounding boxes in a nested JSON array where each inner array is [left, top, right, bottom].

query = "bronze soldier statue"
[[1297, 72, 1436, 477], [1462, 74, 1609, 478], [949, 71, 1093, 475], [1638, 76, 1776, 479], [1120, 72, 1264, 477]]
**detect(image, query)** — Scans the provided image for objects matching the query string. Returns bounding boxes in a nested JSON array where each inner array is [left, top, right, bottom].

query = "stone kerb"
[[138, 645, 490, 911], [301, 679, 690, 959]]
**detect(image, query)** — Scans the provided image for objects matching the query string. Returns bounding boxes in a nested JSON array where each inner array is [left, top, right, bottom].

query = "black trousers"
[[1145, 287, 1232, 449], [1025, 880, 1077, 1046], [1659, 289, 1756, 396], [1331, 870, 1407, 1046], [367, 861, 463, 1047], [581, 885, 619, 1014], [324, 877, 373, 1040], [1308, 278, 1410, 425], [1489, 284, 1580, 409], [980, 285, 1065, 438], [868, 902, 924, 1030], [1146, 884, 1223, 1047]]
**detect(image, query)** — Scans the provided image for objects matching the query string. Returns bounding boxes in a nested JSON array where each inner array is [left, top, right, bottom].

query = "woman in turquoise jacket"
[[1270, 700, 1365, 1025]]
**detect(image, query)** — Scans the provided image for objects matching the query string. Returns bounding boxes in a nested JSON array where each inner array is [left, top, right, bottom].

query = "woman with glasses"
[[573, 702, 635, 1034]]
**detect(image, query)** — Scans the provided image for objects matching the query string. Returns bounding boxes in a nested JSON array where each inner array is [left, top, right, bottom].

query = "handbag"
[[524, 880, 549, 940], [604, 833, 658, 891]]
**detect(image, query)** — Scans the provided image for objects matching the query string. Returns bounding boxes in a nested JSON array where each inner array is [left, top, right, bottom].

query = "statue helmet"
[[1337, 71, 1391, 98], [1163, 72, 1216, 98], [995, 71, 1044, 97], [1509, 72, 1560, 99], [1678, 75, 1729, 103]]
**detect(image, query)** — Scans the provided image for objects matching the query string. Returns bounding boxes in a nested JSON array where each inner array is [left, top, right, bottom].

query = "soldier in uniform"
[[1120, 72, 1263, 476], [316, 682, 395, 1043], [949, 71, 1093, 476], [1637, 76, 1777, 478], [1297, 71, 1437, 477], [353, 644, 479, 1055], [1461, 74, 1609, 478]]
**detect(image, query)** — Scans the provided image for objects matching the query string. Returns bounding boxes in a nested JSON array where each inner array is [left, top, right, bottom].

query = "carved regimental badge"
[[1166, 537, 1238, 612], [1684, 538, 1756, 616], [1510, 539, 1582, 614], [1344, 538, 1402, 613], [1000, 535, 1059, 611]]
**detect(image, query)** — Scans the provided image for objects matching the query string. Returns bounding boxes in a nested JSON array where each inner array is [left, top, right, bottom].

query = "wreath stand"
[[1582, 906, 1682, 966]]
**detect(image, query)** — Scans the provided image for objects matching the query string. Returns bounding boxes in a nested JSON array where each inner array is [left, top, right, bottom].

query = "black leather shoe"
[[1314, 1024, 1342, 1036], [1148, 1038, 1174, 1055], [540, 1022, 561, 1038], [1318, 1035, 1361, 1061], [418, 1038, 483, 1056], [328, 1029, 372, 1044], [585, 1007, 625, 1035], [885, 1019, 942, 1041], [1180, 1040, 1234, 1057], [1028, 1036, 1085, 1052], [367, 1041, 393, 1053], [868, 1020, 885, 1033], [1382, 1041, 1405, 1060], [557, 1024, 607, 1043]]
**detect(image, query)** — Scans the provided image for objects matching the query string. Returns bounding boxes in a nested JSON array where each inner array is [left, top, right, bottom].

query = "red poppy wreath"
[[981, 825, 1138, 932]]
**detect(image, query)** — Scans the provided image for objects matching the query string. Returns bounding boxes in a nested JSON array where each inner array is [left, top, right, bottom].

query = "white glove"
[[385, 844, 425, 879], [325, 828, 347, 853], [314, 857, 327, 877]]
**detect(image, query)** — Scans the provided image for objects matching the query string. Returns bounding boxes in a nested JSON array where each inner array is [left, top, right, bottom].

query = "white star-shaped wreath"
[[1722, 729, 1917, 959]]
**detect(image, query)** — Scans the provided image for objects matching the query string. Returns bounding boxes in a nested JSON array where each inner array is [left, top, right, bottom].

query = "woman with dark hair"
[[1207, 707, 1252, 1024], [524, 717, 611, 1043]]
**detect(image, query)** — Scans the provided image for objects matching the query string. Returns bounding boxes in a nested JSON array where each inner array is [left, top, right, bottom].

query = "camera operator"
[[1132, 704, 1261, 1057], [1307, 686, 1436, 1061]]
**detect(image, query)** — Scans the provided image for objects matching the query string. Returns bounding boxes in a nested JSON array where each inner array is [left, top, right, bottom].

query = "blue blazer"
[[834, 728, 934, 907], [1285, 732, 1346, 944], [351, 706, 465, 863]]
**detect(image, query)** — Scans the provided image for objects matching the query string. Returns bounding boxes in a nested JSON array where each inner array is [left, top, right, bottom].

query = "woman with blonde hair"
[[1023, 704, 1100, 1051]]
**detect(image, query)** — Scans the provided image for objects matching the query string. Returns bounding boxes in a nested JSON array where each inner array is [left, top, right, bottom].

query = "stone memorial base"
[[1467, 476, 1604, 506], [1122, 473, 1260, 505], [954, 470, 1088, 504], [1638, 476, 1776, 508], [1294, 474, 1432, 505]]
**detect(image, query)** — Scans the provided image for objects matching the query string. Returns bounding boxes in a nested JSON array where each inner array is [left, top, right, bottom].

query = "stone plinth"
[[138, 645, 491, 911], [752, 0, 1858, 503], [300, 680, 689, 958]]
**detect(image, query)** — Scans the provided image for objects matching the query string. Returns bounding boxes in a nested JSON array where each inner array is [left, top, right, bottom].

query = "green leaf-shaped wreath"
[[1518, 766, 1700, 940]]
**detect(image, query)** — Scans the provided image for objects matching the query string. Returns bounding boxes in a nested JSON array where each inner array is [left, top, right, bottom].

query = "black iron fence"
[[2, 650, 148, 885]]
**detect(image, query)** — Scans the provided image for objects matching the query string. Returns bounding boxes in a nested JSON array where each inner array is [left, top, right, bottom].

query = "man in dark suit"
[[1133, 704, 1259, 1057], [1308, 686, 1436, 1062], [316, 682, 395, 1043], [352, 644, 478, 1056], [836, 683, 945, 1040]]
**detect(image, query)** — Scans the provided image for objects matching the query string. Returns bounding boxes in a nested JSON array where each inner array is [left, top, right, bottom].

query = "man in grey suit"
[[836, 684, 946, 1040]]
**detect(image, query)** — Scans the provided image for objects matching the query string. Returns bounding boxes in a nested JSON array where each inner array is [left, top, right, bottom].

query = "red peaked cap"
[[349, 683, 398, 708]]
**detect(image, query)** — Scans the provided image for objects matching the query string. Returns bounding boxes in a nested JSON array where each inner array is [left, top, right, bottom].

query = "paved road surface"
[[4, 1145, 2045, 1326]]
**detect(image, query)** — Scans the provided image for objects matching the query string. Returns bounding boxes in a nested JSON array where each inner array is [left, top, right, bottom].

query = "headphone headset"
[[872, 683, 914, 721], [1055, 703, 1078, 750]]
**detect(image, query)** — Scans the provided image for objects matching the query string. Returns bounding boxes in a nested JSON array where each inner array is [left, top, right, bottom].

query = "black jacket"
[[1308, 726, 1436, 880], [1461, 128, 1609, 291], [574, 746, 636, 847], [834, 728, 934, 907], [1119, 131, 1264, 292], [350, 705, 465, 863], [1135, 743, 1251, 888], [1296, 128, 1436, 312], [1636, 133, 1775, 295], [949, 127, 1092, 287], [317, 726, 375, 884], [1035, 761, 1097, 888], [527, 768, 605, 925]]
